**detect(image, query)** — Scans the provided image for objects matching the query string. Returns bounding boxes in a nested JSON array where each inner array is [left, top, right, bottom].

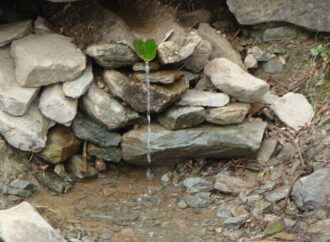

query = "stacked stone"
[[0, 8, 275, 180]]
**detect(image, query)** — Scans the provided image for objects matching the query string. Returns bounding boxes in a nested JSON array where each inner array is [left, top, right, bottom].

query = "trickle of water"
[[145, 61, 153, 195]]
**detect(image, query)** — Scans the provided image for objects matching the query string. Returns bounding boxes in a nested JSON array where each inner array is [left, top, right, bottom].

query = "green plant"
[[311, 44, 330, 63], [133, 39, 157, 62]]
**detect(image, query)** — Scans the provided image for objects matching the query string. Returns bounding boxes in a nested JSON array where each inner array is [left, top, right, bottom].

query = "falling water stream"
[[144, 61, 153, 196]]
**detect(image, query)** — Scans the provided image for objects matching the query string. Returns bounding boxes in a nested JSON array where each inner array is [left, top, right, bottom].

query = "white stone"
[[158, 31, 202, 64], [0, 48, 39, 116], [270, 92, 314, 130], [39, 84, 77, 125], [11, 33, 86, 87], [177, 89, 230, 107], [0, 202, 65, 242], [0, 103, 53, 152], [63, 64, 93, 98], [0, 20, 32, 47], [262, 91, 280, 105], [204, 58, 269, 103], [244, 53, 258, 69]]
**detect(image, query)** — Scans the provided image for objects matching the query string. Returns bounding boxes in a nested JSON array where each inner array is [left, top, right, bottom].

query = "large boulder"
[[82, 83, 140, 130], [11, 34, 86, 87], [0, 202, 65, 242], [0, 47, 39, 116], [104, 70, 189, 113], [227, 0, 330, 33], [39, 84, 77, 125], [38, 126, 82, 164], [122, 119, 267, 166], [204, 58, 269, 103], [198, 23, 245, 69], [0, 103, 53, 152], [0, 20, 32, 47]]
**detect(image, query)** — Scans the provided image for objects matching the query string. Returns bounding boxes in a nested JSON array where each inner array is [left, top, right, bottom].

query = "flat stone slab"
[[270, 92, 314, 131], [72, 113, 121, 147], [104, 70, 189, 113], [0, 202, 65, 242], [0, 20, 32, 47], [122, 119, 267, 166], [177, 89, 230, 107], [206, 103, 251, 125], [158, 106, 205, 130], [0, 103, 53, 152], [0, 47, 39, 116], [82, 82, 140, 130], [63, 64, 93, 99], [11, 33, 86, 87], [87, 144, 122, 162], [39, 84, 77, 125], [86, 43, 138, 68], [227, 0, 330, 33], [133, 71, 184, 84], [204, 58, 269, 103]]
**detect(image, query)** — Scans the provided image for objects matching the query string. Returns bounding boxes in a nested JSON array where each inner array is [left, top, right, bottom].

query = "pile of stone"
[[0, 2, 314, 182]]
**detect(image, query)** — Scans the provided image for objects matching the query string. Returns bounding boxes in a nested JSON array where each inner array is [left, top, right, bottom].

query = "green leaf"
[[265, 218, 286, 235], [133, 39, 157, 62], [311, 46, 320, 56]]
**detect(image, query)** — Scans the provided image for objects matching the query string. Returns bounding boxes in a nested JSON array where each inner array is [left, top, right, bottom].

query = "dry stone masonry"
[[0, 2, 315, 171]]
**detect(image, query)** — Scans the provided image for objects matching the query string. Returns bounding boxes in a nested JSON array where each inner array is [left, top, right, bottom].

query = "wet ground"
[[28, 166, 222, 242]]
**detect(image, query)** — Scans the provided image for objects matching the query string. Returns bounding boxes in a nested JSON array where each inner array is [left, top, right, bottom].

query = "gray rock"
[[197, 23, 245, 69], [104, 70, 189, 113], [249, 46, 275, 61], [38, 126, 82, 164], [0, 202, 65, 242], [63, 64, 93, 99], [82, 82, 140, 130], [86, 43, 138, 68], [0, 20, 32, 47], [270, 92, 314, 130], [177, 89, 230, 107], [217, 204, 233, 219], [227, 0, 330, 32], [204, 58, 269, 103], [158, 31, 202, 64], [194, 76, 217, 92], [0, 103, 53, 152], [263, 26, 297, 42], [133, 71, 184, 84], [39, 84, 77, 125], [185, 39, 212, 73], [122, 119, 267, 166], [132, 62, 160, 72], [292, 168, 330, 211], [66, 155, 98, 179], [34, 16, 53, 35], [184, 192, 211, 208], [9, 179, 37, 193], [308, 219, 330, 239], [0, 47, 39, 116], [262, 58, 284, 74], [158, 106, 205, 130], [34, 171, 71, 193], [183, 177, 212, 193], [72, 113, 121, 147], [177, 200, 187, 209], [257, 137, 278, 163], [223, 217, 246, 228], [11, 33, 86, 87], [265, 184, 290, 202], [214, 173, 255, 194], [87, 144, 122, 162], [206, 103, 251, 125]]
